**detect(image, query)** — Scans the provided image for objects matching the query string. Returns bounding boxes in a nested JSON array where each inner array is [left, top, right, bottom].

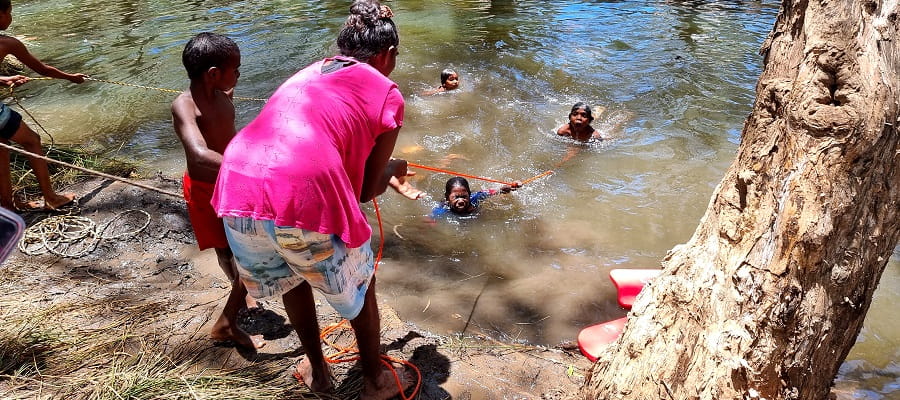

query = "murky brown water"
[[9, 0, 897, 396]]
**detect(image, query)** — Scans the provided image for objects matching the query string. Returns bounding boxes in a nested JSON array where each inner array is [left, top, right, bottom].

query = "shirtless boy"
[[171, 32, 263, 349], [0, 0, 84, 211]]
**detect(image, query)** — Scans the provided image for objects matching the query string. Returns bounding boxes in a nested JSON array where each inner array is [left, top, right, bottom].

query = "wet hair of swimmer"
[[569, 102, 594, 122], [440, 69, 457, 85], [444, 176, 472, 200], [337, 0, 399, 62]]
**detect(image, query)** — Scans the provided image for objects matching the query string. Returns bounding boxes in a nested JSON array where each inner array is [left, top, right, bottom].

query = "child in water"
[[557, 102, 604, 142], [423, 68, 459, 95], [431, 176, 520, 218]]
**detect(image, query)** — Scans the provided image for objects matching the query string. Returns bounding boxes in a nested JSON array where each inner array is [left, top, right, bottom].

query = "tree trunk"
[[579, 1, 899, 399]]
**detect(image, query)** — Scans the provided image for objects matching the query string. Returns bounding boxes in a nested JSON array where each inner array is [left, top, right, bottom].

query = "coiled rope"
[[18, 209, 151, 257]]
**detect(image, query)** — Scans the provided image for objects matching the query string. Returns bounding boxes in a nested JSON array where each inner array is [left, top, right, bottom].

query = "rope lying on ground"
[[0, 141, 182, 198], [18, 209, 151, 257]]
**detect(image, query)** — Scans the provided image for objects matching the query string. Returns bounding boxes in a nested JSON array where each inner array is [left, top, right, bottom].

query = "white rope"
[[18, 209, 151, 258]]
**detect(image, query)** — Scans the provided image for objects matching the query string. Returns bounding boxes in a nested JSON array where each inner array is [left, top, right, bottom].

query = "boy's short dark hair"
[[182, 32, 239, 80], [440, 69, 456, 85], [0, 0, 10, 12], [570, 102, 594, 122]]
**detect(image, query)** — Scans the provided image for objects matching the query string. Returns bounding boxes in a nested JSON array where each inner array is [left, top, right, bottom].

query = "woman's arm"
[[360, 127, 402, 203]]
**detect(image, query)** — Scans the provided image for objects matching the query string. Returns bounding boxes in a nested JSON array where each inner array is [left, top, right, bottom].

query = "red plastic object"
[[577, 317, 627, 362], [609, 269, 662, 309]]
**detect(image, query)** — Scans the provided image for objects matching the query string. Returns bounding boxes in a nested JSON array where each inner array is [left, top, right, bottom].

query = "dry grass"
[[0, 260, 337, 400]]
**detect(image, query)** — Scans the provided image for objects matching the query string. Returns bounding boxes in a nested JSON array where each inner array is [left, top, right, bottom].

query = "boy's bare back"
[[171, 88, 236, 183]]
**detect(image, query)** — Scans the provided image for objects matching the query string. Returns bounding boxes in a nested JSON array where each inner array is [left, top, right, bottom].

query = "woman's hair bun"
[[346, 0, 382, 29]]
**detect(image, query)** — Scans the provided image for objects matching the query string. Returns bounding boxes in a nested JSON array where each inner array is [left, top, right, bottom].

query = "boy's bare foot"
[[43, 192, 76, 210], [293, 357, 334, 393], [361, 365, 414, 400], [211, 321, 265, 349], [245, 294, 259, 310]]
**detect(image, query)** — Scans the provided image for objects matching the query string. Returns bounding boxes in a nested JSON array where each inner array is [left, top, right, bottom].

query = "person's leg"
[[214, 245, 258, 309], [351, 277, 411, 400], [209, 247, 265, 349], [283, 281, 333, 393], [8, 123, 74, 209], [350, 277, 382, 390]]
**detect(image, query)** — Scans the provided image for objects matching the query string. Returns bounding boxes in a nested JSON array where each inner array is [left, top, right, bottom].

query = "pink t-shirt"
[[212, 57, 404, 248]]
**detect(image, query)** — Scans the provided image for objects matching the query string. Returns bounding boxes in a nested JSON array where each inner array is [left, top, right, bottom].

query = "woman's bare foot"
[[211, 318, 265, 349], [43, 192, 76, 210], [361, 365, 414, 400], [294, 357, 334, 393]]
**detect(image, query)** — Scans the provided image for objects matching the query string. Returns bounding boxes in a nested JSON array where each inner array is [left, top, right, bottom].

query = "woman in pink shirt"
[[212, 1, 419, 398]]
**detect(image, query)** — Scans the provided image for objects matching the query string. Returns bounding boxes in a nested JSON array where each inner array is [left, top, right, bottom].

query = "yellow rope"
[[6, 86, 57, 148], [1, 84, 183, 198], [84, 77, 268, 102], [18, 210, 151, 257], [4, 75, 267, 101], [0, 141, 183, 198]]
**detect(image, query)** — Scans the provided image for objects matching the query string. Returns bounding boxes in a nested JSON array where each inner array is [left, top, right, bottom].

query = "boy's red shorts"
[[183, 172, 229, 250]]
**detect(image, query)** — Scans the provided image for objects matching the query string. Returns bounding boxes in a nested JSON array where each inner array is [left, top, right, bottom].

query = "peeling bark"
[[578, 0, 899, 399]]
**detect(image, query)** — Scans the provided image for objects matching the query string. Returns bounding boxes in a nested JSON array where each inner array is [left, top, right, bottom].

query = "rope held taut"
[[406, 162, 554, 186], [85, 77, 268, 102], [0, 142, 182, 198]]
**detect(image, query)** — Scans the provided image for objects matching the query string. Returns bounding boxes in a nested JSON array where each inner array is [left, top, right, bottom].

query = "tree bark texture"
[[579, 0, 899, 399]]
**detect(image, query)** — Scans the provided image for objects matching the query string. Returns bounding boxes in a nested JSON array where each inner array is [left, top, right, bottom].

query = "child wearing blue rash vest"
[[431, 176, 520, 218]]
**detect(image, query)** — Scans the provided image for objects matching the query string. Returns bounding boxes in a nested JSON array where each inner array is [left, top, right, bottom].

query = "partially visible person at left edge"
[[0, 0, 85, 211]]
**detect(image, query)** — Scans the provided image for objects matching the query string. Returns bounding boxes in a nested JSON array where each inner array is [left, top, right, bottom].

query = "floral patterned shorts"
[[222, 216, 374, 319]]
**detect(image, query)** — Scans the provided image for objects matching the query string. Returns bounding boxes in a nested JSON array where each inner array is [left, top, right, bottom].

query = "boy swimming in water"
[[557, 102, 604, 142], [0, 0, 84, 211], [431, 176, 519, 218]]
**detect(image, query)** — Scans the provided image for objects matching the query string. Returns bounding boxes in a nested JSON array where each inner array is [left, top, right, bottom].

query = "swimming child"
[[557, 102, 604, 142], [0, 0, 85, 211], [423, 68, 459, 95], [432, 176, 520, 218], [171, 32, 264, 350]]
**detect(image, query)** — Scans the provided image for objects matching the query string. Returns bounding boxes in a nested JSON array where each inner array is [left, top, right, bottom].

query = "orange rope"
[[407, 161, 555, 187], [520, 170, 554, 185], [373, 198, 384, 271], [407, 162, 517, 186], [310, 197, 421, 400]]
